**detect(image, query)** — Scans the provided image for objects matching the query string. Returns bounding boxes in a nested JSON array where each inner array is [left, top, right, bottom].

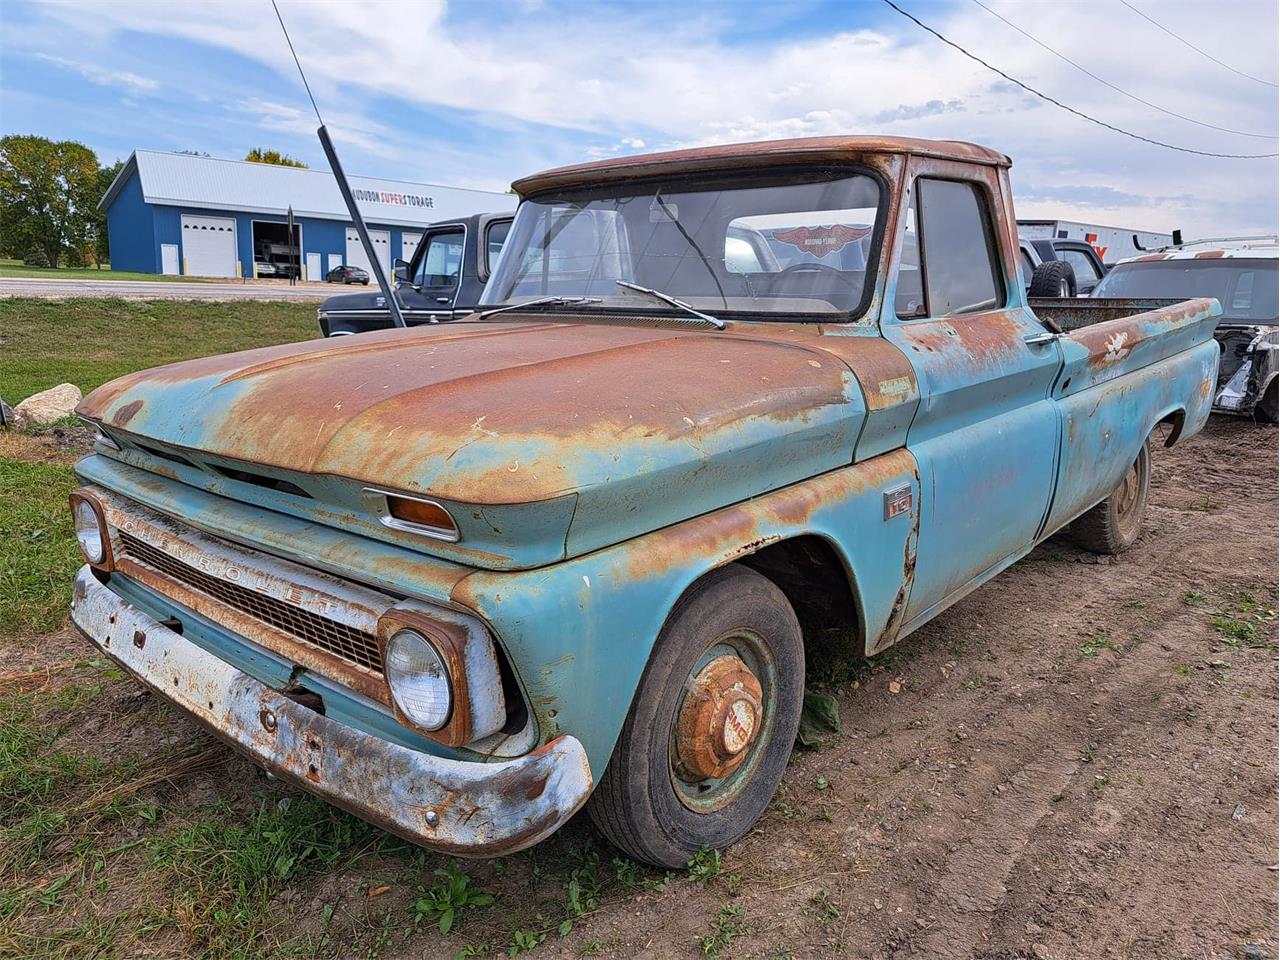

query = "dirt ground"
[[6, 416, 1277, 959]]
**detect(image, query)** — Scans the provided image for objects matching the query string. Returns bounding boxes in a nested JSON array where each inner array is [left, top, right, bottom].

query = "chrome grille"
[[118, 532, 384, 672]]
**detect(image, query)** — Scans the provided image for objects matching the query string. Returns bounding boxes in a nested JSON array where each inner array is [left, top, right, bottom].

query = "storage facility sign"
[[352, 188, 436, 209]]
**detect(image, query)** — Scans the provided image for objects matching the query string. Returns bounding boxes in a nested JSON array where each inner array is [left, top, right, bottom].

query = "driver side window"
[[895, 178, 1004, 318], [414, 230, 464, 289]]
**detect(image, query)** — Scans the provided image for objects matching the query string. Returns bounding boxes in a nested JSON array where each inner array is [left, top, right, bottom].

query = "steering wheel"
[[774, 261, 861, 292]]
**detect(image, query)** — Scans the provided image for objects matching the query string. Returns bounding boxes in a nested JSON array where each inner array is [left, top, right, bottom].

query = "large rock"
[[13, 383, 82, 429]]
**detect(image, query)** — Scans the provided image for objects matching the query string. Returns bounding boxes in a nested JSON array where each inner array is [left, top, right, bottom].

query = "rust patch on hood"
[[78, 320, 864, 507]]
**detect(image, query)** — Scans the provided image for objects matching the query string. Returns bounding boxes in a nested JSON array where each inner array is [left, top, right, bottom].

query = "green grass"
[[0, 297, 319, 402], [0, 259, 209, 283], [149, 795, 383, 957], [1, 298, 317, 632], [0, 456, 79, 635]]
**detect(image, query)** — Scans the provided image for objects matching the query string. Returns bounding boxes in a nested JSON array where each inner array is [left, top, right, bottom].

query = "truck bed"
[[1028, 297, 1183, 331]]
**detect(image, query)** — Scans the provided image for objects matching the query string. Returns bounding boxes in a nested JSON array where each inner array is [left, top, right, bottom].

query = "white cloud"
[[35, 53, 157, 93], [230, 97, 400, 159], [14, 0, 1279, 236]]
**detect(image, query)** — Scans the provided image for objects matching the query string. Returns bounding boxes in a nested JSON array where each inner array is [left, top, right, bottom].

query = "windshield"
[[482, 169, 883, 319], [1093, 258, 1278, 322]]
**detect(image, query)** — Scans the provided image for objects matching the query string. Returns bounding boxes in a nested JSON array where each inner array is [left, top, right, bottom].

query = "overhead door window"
[[897, 178, 1003, 318]]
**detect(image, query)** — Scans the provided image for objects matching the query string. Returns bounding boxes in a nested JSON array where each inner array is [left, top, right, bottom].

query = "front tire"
[[1068, 441, 1151, 554], [587, 564, 804, 868]]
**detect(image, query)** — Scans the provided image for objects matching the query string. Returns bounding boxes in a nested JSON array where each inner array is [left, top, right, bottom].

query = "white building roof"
[[100, 150, 515, 228]]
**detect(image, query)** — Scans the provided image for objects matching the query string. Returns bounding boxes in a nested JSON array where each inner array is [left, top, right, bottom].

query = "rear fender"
[[1043, 336, 1219, 537], [1056, 297, 1221, 397]]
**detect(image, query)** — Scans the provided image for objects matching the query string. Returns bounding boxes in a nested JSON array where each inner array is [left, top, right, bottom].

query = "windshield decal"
[[768, 224, 871, 257]]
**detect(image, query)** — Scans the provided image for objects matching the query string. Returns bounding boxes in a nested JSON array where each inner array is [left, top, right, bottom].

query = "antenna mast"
[[271, 0, 406, 328]]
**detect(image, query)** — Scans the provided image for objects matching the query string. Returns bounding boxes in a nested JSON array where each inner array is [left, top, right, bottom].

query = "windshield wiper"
[[614, 280, 725, 329], [477, 296, 602, 320]]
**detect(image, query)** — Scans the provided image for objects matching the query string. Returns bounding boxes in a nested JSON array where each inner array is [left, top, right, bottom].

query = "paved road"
[[0, 277, 329, 302]]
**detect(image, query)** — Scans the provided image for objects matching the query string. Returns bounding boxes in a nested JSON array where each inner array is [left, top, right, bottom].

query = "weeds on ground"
[[804, 889, 841, 927], [411, 865, 495, 934], [147, 793, 384, 955], [1211, 587, 1277, 649], [1079, 630, 1121, 657], [687, 847, 725, 886], [698, 902, 749, 958]]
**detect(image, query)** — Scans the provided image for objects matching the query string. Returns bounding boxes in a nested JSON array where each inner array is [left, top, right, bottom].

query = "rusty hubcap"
[[675, 655, 765, 782]]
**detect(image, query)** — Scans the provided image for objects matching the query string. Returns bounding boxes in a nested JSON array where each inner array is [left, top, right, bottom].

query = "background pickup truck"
[[70, 135, 1220, 868], [1019, 235, 1110, 296], [316, 211, 512, 336]]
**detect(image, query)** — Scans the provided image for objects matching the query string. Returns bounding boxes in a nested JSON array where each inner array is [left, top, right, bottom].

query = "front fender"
[[451, 449, 921, 774]]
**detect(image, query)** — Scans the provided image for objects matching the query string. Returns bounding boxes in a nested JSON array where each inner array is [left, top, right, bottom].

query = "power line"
[[1118, 0, 1278, 89], [970, 0, 1275, 140], [882, 0, 1278, 159], [271, 0, 324, 125]]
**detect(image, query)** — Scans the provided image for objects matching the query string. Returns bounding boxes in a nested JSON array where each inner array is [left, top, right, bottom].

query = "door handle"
[[1023, 331, 1058, 346], [435, 297, 451, 304]]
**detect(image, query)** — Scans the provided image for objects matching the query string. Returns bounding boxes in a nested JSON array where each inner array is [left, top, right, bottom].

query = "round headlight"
[[385, 629, 452, 731], [72, 498, 106, 565]]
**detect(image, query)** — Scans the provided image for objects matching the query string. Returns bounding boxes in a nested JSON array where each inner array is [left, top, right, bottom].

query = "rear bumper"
[[69, 566, 592, 856]]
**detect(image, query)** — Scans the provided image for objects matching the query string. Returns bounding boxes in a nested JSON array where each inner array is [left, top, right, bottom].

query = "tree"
[[244, 147, 307, 168], [87, 159, 123, 268], [0, 135, 99, 268]]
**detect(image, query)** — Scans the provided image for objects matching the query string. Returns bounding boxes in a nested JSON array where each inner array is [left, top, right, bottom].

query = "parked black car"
[[317, 212, 513, 336], [325, 264, 370, 285]]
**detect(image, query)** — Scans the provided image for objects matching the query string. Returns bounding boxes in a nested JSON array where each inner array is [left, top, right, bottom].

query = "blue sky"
[[2, 0, 1276, 236]]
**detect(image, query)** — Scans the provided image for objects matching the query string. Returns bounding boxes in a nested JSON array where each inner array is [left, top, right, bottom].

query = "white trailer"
[[1017, 219, 1173, 265]]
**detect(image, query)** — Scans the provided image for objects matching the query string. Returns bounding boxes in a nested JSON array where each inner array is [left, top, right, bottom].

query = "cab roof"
[[512, 136, 1011, 197]]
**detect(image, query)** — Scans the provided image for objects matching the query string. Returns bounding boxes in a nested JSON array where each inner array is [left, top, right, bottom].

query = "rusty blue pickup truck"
[[68, 136, 1221, 867]]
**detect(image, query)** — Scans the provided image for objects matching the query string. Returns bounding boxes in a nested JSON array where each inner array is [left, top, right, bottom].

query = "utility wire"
[[1118, 0, 1277, 89], [271, 0, 324, 124], [882, 0, 1278, 159], [970, 0, 1275, 140]]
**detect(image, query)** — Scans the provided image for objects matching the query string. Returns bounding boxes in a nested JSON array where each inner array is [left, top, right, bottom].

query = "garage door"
[[401, 232, 422, 263], [181, 215, 237, 278], [345, 228, 390, 278]]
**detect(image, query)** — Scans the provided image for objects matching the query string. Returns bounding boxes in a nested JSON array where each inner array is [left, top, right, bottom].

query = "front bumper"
[[70, 566, 592, 856]]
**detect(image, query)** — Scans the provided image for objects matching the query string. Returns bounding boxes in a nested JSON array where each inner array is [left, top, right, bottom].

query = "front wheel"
[[587, 564, 804, 868], [1068, 441, 1151, 554]]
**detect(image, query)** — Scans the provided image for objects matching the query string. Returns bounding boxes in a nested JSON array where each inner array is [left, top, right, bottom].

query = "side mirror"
[[393, 258, 411, 283]]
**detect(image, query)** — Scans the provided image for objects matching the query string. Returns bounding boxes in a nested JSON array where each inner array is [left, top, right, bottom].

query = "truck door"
[[414, 227, 467, 319], [880, 164, 1063, 633]]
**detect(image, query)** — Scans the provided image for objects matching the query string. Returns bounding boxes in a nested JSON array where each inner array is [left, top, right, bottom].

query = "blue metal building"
[[98, 150, 515, 280]]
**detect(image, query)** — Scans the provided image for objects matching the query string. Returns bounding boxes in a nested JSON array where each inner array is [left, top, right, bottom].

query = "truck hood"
[[79, 320, 866, 568]]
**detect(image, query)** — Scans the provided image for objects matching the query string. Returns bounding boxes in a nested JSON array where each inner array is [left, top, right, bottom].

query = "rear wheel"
[[1068, 441, 1151, 554], [587, 564, 804, 868]]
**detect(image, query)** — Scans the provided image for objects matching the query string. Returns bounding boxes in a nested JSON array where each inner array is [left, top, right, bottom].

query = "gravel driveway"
[[0, 277, 329, 302]]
